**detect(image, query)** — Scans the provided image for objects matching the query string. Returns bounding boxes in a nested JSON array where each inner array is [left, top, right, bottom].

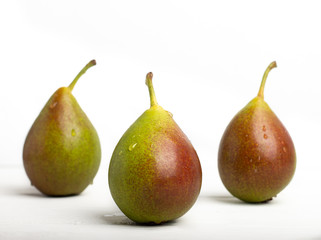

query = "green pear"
[[218, 61, 296, 203], [108, 72, 202, 224], [23, 60, 101, 196]]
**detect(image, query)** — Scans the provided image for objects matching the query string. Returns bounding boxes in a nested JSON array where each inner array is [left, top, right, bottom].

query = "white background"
[[1, 1, 321, 239]]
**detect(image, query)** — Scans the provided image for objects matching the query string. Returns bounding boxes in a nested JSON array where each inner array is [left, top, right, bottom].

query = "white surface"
[[1, 1, 321, 239], [0, 166, 320, 240]]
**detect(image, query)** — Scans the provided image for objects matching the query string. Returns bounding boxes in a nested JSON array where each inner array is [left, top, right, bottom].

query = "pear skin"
[[218, 62, 296, 203], [108, 73, 202, 224], [23, 60, 101, 196]]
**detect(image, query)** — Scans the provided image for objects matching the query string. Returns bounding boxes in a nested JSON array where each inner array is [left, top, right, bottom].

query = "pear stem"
[[68, 60, 96, 91], [257, 61, 277, 99], [145, 72, 158, 107]]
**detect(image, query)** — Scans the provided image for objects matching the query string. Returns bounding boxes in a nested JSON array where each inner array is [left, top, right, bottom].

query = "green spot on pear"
[[71, 129, 76, 136]]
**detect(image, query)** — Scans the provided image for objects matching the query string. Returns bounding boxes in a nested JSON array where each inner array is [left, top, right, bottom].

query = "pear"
[[218, 61, 296, 203], [108, 72, 202, 224], [23, 60, 101, 196]]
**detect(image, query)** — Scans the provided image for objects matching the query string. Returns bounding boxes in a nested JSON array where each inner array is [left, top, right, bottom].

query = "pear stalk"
[[257, 61, 277, 99], [145, 72, 158, 107], [68, 60, 96, 91]]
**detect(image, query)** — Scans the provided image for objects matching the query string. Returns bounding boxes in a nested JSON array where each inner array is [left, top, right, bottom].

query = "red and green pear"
[[23, 60, 101, 196], [108, 72, 202, 224], [218, 61, 296, 203]]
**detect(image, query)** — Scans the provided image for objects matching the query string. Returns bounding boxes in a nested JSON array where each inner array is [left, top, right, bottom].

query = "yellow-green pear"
[[23, 60, 101, 196], [109, 73, 202, 224]]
